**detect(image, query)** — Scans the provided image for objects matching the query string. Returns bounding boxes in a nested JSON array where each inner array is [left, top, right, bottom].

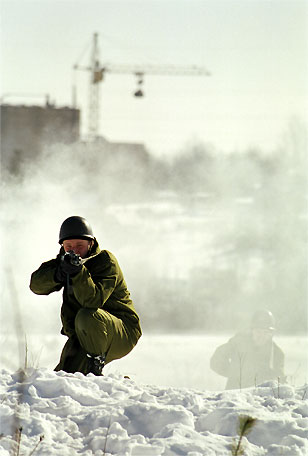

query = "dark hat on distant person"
[[251, 309, 276, 331]]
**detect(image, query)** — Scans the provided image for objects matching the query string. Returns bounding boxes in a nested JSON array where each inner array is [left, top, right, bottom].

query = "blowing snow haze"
[[1, 123, 307, 340]]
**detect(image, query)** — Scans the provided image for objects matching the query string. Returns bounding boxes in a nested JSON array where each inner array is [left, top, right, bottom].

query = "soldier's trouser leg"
[[54, 334, 88, 374], [55, 308, 137, 374], [75, 308, 136, 365]]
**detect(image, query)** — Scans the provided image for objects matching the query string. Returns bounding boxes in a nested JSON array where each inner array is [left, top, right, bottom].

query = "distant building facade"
[[0, 103, 80, 174]]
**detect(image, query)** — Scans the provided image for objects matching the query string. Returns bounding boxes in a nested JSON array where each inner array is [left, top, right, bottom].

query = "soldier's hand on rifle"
[[61, 250, 83, 276], [55, 251, 82, 282], [55, 263, 66, 283]]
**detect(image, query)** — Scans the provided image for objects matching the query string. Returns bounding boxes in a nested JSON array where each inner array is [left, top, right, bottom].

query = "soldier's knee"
[[75, 308, 96, 334]]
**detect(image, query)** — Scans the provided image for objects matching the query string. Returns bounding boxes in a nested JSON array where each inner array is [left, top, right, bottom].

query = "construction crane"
[[73, 32, 211, 140]]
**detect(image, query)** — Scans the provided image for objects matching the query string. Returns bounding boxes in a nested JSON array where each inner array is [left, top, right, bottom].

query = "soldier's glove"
[[55, 253, 66, 283], [55, 264, 67, 283], [60, 250, 83, 277]]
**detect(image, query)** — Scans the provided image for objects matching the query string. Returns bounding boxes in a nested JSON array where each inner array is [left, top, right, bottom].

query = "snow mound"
[[0, 368, 307, 455]]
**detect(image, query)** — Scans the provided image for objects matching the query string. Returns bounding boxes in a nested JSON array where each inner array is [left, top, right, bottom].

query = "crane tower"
[[73, 32, 211, 140]]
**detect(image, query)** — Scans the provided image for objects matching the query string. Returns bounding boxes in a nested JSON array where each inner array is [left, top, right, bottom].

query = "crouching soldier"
[[30, 216, 142, 376], [210, 309, 285, 389]]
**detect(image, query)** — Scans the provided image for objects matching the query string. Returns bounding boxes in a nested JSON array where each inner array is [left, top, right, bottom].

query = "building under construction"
[[0, 101, 80, 175], [0, 101, 149, 177], [0, 33, 209, 176]]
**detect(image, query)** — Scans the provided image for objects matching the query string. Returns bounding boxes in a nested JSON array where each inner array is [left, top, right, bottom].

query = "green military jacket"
[[210, 331, 285, 389], [30, 240, 142, 343]]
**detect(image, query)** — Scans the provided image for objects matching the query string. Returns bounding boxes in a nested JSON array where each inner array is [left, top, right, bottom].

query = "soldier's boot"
[[86, 353, 106, 376]]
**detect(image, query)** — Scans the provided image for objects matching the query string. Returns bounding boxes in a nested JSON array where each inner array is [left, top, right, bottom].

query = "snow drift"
[[0, 368, 307, 456]]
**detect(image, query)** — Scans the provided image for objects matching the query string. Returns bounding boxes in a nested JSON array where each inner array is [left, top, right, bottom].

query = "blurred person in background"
[[30, 216, 142, 376], [210, 309, 285, 389]]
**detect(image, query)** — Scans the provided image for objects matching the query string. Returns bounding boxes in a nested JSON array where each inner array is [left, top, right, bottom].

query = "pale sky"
[[0, 0, 307, 157]]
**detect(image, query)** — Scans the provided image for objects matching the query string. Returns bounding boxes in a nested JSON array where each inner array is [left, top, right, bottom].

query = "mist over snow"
[[0, 123, 307, 371], [1, 119, 307, 338], [0, 120, 308, 455]]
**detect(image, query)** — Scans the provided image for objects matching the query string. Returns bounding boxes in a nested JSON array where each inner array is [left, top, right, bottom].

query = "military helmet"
[[59, 216, 94, 244], [251, 309, 275, 331]]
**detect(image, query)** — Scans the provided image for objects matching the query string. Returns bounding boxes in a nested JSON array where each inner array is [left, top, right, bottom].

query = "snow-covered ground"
[[0, 334, 307, 455], [0, 367, 307, 456], [1, 334, 307, 390]]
